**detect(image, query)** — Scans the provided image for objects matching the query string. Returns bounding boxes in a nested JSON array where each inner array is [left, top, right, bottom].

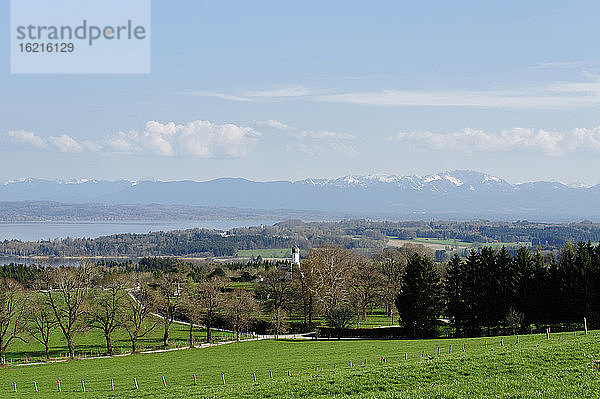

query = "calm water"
[[0, 219, 278, 242]]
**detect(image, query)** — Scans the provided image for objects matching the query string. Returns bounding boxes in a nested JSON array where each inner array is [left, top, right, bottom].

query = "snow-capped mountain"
[[0, 171, 598, 220], [300, 170, 513, 192]]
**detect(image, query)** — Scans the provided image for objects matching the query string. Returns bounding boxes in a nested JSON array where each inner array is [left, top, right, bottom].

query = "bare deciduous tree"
[[291, 258, 317, 328], [504, 307, 525, 335], [270, 307, 288, 338], [349, 255, 383, 325], [27, 296, 57, 360], [151, 273, 186, 347], [44, 265, 95, 358], [196, 277, 224, 343], [375, 247, 410, 321], [182, 282, 204, 348], [257, 269, 291, 312], [308, 245, 355, 328], [0, 279, 28, 364], [224, 289, 259, 341], [122, 286, 157, 354], [87, 275, 128, 355]]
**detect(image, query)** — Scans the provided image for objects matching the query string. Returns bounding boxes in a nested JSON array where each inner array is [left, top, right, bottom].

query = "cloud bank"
[[190, 74, 600, 109], [289, 130, 357, 157], [7, 120, 262, 158], [390, 127, 600, 154], [8, 130, 84, 153]]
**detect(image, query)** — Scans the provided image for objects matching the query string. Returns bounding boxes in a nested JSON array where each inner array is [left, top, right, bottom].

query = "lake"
[[0, 219, 278, 242]]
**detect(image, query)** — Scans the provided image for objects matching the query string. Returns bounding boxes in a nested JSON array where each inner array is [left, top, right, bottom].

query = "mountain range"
[[1, 170, 599, 221]]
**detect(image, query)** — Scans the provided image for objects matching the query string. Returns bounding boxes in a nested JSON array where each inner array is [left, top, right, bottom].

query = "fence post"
[[500, 338, 504, 347], [404, 352, 408, 360], [111, 378, 114, 391], [162, 376, 166, 388], [134, 378, 138, 390], [34, 381, 38, 393], [82, 380, 86, 392], [57, 380, 61, 392], [193, 374, 197, 385], [584, 317, 589, 335], [221, 373, 225, 385], [253, 372, 256, 383], [13, 382, 16, 393], [449, 345, 452, 354], [269, 370, 273, 378]]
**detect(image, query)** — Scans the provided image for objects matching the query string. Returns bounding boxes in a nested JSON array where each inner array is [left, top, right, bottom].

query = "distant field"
[[236, 248, 291, 258], [388, 237, 532, 251], [2, 331, 599, 397], [3, 317, 241, 364], [288, 308, 396, 329]]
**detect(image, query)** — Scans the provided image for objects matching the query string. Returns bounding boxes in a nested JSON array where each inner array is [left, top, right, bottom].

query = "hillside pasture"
[[1, 331, 599, 398]]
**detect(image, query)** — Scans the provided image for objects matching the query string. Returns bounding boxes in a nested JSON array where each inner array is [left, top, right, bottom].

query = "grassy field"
[[288, 308, 397, 329], [236, 248, 291, 258], [2, 330, 599, 398], [388, 237, 532, 251], [4, 317, 244, 364]]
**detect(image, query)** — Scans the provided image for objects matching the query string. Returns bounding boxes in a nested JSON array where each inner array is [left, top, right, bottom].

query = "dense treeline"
[[0, 229, 291, 257], [0, 219, 597, 259], [0, 263, 46, 288], [381, 220, 600, 248], [1, 241, 599, 365], [0, 221, 387, 258], [445, 242, 600, 336]]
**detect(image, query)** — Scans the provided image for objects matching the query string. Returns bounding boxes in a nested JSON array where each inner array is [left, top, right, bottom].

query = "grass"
[[288, 308, 397, 329], [236, 248, 291, 258], [4, 317, 245, 363], [225, 281, 257, 290], [388, 237, 532, 251], [2, 330, 599, 397]]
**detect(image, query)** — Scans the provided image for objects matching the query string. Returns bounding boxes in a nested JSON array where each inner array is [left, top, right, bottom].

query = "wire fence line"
[[6, 331, 595, 394]]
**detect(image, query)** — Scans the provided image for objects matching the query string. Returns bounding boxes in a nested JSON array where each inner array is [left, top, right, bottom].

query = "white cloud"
[[317, 87, 600, 108], [290, 130, 357, 157], [8, 130, 46, 148], [189, 91, 254, 102], [530, 61, 585, 70], [256, 120, 290, 130], [188, 75, 600, 109], [245, 86, 312, 98], [108, 120, 261, 158], [390, 127, 600, 154], [294, 131, 356, 141], [47, 134, 84, 153], [105, 132, 140, 153], [190, 86, 314, 102], [6, 120, 262, 159]]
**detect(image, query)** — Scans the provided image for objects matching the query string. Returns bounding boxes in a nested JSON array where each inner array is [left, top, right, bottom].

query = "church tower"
[[291, 245, 300, 274]]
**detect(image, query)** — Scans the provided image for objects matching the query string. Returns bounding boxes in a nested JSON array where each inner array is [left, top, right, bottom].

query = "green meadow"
[[3, 319, 242, 364], [236, 248, 291, 258], [2, 331, 599, 398]]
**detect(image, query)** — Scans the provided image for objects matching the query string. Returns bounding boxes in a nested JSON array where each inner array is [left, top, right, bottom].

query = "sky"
[[1, 0, 600, 185]]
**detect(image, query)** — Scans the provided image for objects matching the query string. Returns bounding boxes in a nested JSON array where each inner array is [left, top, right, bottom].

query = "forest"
[[0, 219, 599, 258], [0, 239, 598, 366]]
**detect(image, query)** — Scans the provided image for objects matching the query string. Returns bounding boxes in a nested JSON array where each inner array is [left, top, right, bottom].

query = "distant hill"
[[1, 171, 599, 221]]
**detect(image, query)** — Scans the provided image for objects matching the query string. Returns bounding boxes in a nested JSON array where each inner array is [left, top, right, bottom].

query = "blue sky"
[[2, 0, 600, 184]]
